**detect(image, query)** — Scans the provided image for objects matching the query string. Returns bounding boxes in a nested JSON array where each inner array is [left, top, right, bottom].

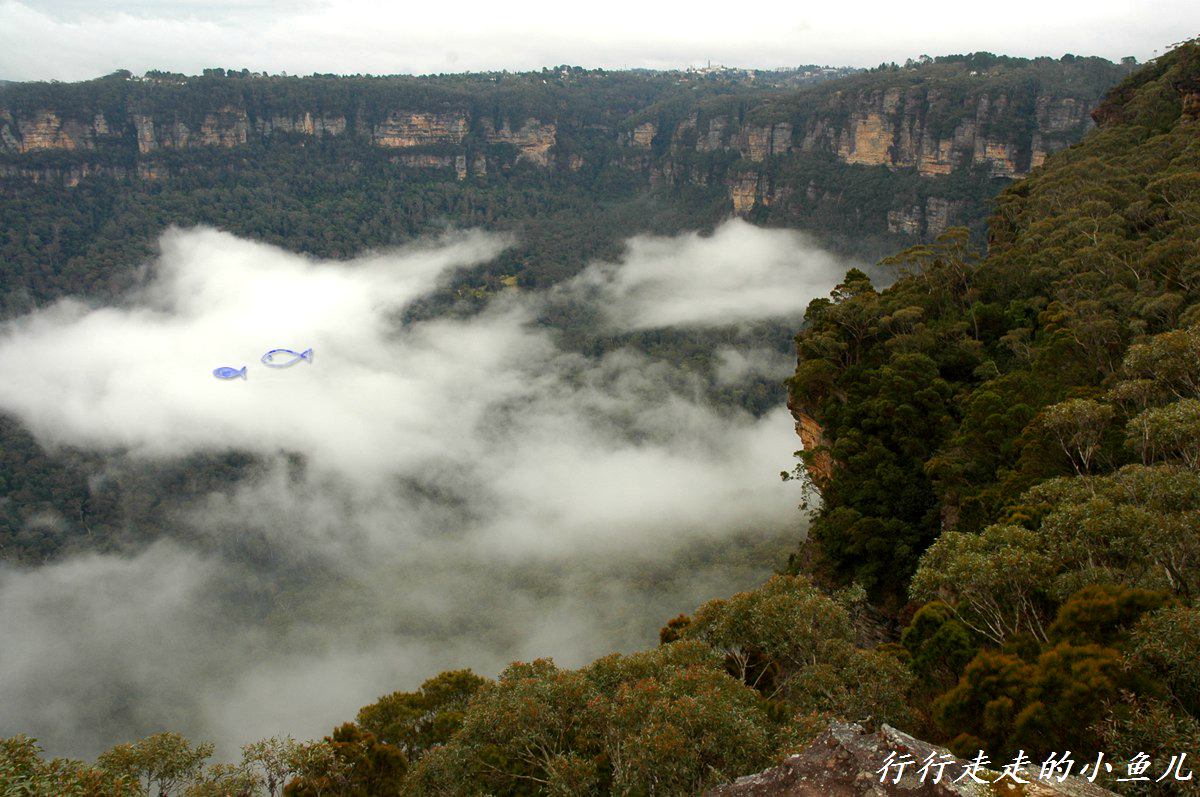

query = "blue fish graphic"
[[213, 366, 247, 380], [261, 347, 314, 368]]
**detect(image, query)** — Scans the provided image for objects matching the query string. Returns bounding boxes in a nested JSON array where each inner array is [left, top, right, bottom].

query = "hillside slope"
[[788, 36, 1200, 775]]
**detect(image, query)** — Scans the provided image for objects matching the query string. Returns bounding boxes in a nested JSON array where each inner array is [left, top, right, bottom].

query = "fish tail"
[[239, 366, 247, 379], [302, 348, 313, 362]]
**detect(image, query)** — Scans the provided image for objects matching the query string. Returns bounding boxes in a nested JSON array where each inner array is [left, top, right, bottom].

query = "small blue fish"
[[213, 366, 247, 380], [261, 347, 313, 368]]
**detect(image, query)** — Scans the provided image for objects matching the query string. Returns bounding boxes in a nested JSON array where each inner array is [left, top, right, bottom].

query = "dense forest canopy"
[[786, 36, 1200, 780]]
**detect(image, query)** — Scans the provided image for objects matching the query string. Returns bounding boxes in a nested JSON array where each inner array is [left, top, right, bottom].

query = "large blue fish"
[[261, 347, 314, 368], [213, 366, 247, 380]]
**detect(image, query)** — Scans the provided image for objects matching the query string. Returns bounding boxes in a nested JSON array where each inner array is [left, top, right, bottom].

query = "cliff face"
[[0, 110, 113, 152], [0, 59, 1125, 245], [135, 105, 251, 151], [629, 81, 1099, 235], [482, 117, 557, 166], [372, 110, 468, 148], [803, 89, 1087, 177], [0, 100, 557, 183], [786, 393, 833, 490]]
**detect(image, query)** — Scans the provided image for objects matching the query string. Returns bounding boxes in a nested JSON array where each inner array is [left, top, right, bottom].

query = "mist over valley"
[[0, 220, 841, 757]]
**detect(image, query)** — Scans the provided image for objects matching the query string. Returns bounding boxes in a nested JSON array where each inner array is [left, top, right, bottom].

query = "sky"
[[0, 220, 846, 757], [0, 0, 1197, 81]]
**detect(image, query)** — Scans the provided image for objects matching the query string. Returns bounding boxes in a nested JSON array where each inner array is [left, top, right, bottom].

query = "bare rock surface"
[[705, 722, 1117, 797]]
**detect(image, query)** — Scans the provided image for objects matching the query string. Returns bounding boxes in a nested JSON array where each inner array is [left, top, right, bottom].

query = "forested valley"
[[2, 38, 1198, 797]]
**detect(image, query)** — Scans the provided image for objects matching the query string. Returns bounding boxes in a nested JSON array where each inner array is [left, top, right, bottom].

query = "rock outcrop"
[[628, 120, 656, 148], [0, 100, 562, 187], [0, 110, 103, 152], [634, 74, 1106, 223], [372, 110, 468, 148], [254, 111, 347, 137], [706, 723, 1117, 797], [786, 394, 833, 491], [483, 118, 557, 166]]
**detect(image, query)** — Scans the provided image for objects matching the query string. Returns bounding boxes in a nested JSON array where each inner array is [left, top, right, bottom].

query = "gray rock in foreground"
[[705, 722, 1118, 797]]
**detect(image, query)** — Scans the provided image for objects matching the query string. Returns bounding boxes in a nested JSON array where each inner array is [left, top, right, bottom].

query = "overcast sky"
[[1, 0, 1196, 81]]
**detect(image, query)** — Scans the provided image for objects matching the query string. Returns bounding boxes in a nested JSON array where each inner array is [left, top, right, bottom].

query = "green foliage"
[[1026, 465, 1200, 600], [589, 643, 775, 795], [682, 574, 913, 730], [185, 762, 261, 797], [1125, 398, 1200, 467], [933, 642, 1129, 760], [96, 732, 214, 797], [0, 735, 139, 797], [406, 641, 775, 796], [1099, 694, 1200, 796], [1031, 397, 1115, 474], [238, 736, 306, 797], [1046, 583, 1171, 647], [284, 725, 405, 797], [910, 524, 1057, 645], [900, 601, 979, 692], [355, 670, 486, 761], [787, 40, 1200, 765], [1127, 605, 1200, 716]]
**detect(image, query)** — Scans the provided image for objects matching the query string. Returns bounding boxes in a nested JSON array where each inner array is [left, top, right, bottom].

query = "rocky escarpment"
[[623, 73, 1106, 236], [0, 109, 115, 152], [706, 723, 1117, 797], [0, 99, 555, 184], [0, 58, 1128, 245], [786, 393, 833, 491]]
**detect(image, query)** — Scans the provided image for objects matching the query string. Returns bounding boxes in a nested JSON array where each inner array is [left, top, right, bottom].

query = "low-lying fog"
[[0, 219, 847, 758]]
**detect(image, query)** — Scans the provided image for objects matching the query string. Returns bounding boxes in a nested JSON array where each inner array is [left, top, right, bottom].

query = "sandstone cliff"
[[627, 75, 1102, 236], [786, 393, 833, 490], [0, 58, 1126, 245], [372, 110, 468, 148], [0, 97, 557, 183]]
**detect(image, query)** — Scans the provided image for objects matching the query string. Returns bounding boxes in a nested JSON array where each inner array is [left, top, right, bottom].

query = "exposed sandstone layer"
[[637, 84, 1098, 217], [4, 111, 99, 152], [133, 106, 250, 152], [886, 196, 964, 237], [372, 110, 468, 148], [255, 112, 347, 137], [728, 173, 760, 214], [0, 99, 568, 196], [628, 120, 656, 148], [0, 72, 1108, 244], [786, 393, 833, 491], [483, 118, 557, 166], [743, 122, 793, 162]]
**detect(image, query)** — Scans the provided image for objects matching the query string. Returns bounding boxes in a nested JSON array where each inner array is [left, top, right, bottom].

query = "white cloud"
[[571, 220, 846, 329], [0, 227, 509, 473], [0, 222, 825, 758], [713, 347, 795, 385]]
